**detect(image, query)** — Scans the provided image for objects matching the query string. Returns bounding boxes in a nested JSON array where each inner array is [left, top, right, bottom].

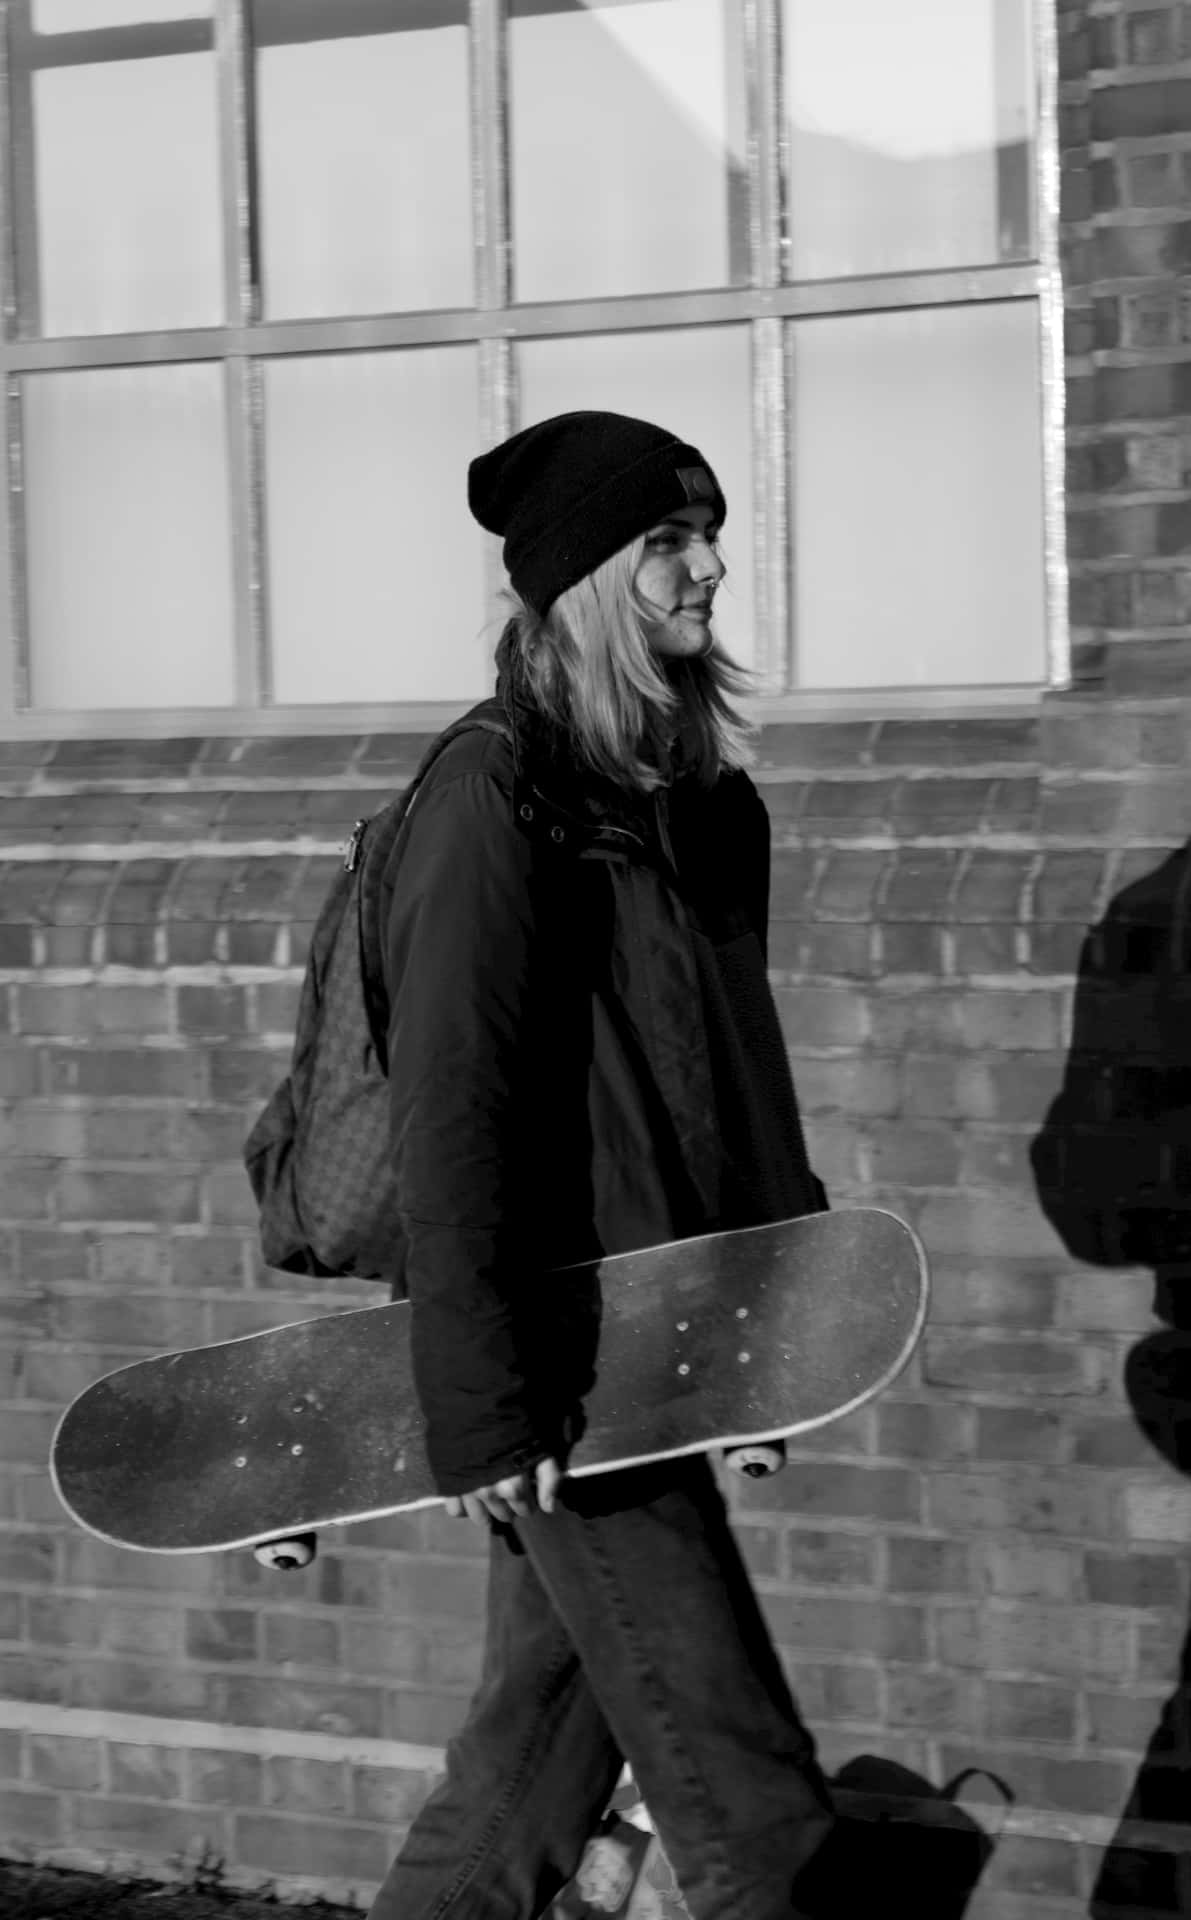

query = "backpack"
[[242, 707, 511, 1286]]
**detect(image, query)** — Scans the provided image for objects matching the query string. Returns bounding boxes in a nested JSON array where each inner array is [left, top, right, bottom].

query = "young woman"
[[368, 411, 837, 1920]]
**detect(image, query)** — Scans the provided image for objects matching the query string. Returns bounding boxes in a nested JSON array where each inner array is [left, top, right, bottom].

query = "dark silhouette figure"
[[1031, 842, 1191, 1919]]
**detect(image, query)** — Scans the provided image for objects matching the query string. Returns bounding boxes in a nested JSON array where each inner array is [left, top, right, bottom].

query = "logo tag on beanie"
[[675, 465, 715, 503]]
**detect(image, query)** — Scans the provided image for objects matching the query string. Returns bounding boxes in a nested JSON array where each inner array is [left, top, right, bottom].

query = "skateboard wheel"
[[723, 1444, 786, 1479], [253, 1533, 317, 1571]]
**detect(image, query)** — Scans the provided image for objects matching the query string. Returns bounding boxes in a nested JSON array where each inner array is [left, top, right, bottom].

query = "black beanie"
[[467, 410, 726, 616]]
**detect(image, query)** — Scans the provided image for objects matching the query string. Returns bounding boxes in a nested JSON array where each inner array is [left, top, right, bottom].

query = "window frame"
[[0, 0, 1068, 738]]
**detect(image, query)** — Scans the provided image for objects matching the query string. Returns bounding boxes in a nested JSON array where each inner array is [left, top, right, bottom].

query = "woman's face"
[[632, 502, 725, 658]]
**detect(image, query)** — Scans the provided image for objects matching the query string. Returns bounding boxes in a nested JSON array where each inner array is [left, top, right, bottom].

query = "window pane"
[[783, 0, 1035, 280], [254, 7, 473, 320], [31, 54, 223, 335], [510, 0, 748, 302], [23, 366, 236, 709], [788, 303, 1046, 689], [263, 349, 485, 703], [33, 0, 210, 24], [518, 326, 754, 668]]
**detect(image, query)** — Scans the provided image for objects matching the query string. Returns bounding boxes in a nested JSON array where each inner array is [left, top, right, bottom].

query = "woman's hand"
[[444, 1456, 564, 1527]]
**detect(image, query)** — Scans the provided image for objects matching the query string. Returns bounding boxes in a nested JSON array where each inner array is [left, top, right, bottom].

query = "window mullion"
[[472, 0, 513, 648], [216, 0, 266, 705], [1034, 0, 1069, 692], [745, 0, 791, 692]]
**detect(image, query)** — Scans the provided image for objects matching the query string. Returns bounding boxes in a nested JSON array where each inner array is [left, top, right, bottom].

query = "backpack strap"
[[355, 707, 513, 1072]]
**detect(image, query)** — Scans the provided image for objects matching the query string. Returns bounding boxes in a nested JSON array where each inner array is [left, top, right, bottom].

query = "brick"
[[780, 1529, 877, 1590], [209, 1674, 384, 1740], [44, 1046, 206, 1100], [927, 1469, 1116, 1541], [917, 1193, 1068, 1260], [864, 1125, 960, 1187], [350, 1762, 439, 1827], [176, 985, 250, 1037], [108, 1742, 186, 1801], [756, 722, 874, 771], [983, 1678, 1079, 1745], [790, 1056, 899, 1118], [69, 1658, 210, 1718], [736, 1463, 920, 1524], [881, 851, 961, 921], [262, 1612, 344, 1670], [384, 1687, 471, 1749], [771, 985, 868, 1048], [0, 1161, 55, 1221], [870, 718, 1038, 768], [72, 1794, 225, 1862], [951, 1742, 1135, 1820], [935, 1604, 1132, 1680], [780, 1659, 879, 1725], [1085, 1688, 1170, 1751], [877, 922, 944, 975], [1124, 8, 1177, 64], [973, 1406, 1067, 1465], [884, 1536, 971, 1597], [952, 852, 1033, 922], [923, 1334, 1100, 1398], [185, 1608, 259, 1664], [49, 1293, 206, 1351], [0, 1786, 63, 1844], [185, 1749, 265, 1808], [264, 1756, 350, 1815], [876, 1401, 973, 1462], [343, 1620, 448, 1688], [384, 1556, 487, 1624], [798, 779, 900, 833], [736, 1522, 780, 1580], [61, 1533, 218, 1595], [957, 1128, 1035, 1189], [171, 1233, 251, 1290], [235, 1810, 389, 1884], [1055, 1269, 1159, 1334], [0, 1407, 58, 1466], [1122, 1482, 1191, 1543], [0, 1652, 69, 1704], [207, 1047, 289, 1103], [885, 1670, 979, 1733], [56, 1168, 201, 1223], [1086, 1550, 1185, 1609], [975, 1541, 1082, 1603], [762, 1595, 927, 1662], [27, 1733, 103, 1791]]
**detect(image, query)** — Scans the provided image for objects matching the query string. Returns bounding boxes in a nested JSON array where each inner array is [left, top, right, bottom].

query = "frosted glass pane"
[[23, 366, 236, 709], [256, 26, 472, 319], [789, 304, 1046, 689], [264, 350, 485, 703], [518, 327, 754, 669], [33, 0, 210, 24], [33, 55, 223, 335], [784, 0, 1034, 280], [510, 0, 747, 301]]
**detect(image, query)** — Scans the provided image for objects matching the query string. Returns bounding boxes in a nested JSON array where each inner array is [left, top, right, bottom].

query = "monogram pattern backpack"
[[243, 709, 510, 1286]]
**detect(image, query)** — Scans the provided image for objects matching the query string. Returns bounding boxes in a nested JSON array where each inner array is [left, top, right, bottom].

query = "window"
[[0, 0, 1064, 734]]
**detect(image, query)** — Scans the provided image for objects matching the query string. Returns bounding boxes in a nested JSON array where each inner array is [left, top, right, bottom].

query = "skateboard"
[[51, 1208, 928, 1565]]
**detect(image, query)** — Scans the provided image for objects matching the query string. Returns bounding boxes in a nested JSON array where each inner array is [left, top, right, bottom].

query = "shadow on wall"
[[1030, 843, 1191, 1919]]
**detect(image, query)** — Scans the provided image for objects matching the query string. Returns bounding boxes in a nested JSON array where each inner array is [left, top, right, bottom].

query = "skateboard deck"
[[51, 1208, 928, 1557]]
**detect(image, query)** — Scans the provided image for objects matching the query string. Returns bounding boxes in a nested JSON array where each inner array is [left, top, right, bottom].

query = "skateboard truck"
[[253, 1532, 317, 1571]]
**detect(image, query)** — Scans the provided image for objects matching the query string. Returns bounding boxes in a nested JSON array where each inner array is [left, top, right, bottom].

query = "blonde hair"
[[503, 535, 754, 792]]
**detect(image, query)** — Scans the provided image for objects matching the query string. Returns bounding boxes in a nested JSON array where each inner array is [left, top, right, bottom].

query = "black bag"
[[814, 1757, 1013, 1919], [243, 710, 510, 1285]]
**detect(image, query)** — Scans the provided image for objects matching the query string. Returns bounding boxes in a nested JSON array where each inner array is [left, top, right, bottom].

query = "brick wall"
[[0, 706, 1189, 1917], [1062, 0, 1191, 692], [1, 3, 1190, 1914]]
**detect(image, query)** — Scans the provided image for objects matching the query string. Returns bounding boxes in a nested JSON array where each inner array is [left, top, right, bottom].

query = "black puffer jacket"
[[380, 682, 825, 1495]]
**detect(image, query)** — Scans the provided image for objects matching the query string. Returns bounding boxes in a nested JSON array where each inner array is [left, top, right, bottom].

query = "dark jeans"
[[367, 1458, 835, 1920]]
